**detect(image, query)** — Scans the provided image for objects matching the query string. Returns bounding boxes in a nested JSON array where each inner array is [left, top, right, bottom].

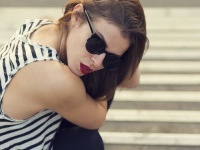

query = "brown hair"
[[58, 0, 148, 99]]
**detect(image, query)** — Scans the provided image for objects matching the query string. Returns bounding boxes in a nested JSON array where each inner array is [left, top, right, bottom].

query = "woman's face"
[[66, 16, 130, 76]]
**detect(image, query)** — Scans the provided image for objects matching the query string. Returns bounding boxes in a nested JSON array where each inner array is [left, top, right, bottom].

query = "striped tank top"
[[0, 19, 63, 150]]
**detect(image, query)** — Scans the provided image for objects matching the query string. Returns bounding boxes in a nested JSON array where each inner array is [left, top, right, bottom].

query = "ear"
[[73, 3, 84, 12], [71, 4, 84, 25]]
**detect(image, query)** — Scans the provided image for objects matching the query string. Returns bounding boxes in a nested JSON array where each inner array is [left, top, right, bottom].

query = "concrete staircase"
[[0, 6, 200, 150], [99, 7, 200, 150]]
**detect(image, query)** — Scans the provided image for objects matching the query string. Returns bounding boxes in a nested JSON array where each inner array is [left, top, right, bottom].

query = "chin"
[[68, 66, 82, 76], [74, 70, 82, 76]]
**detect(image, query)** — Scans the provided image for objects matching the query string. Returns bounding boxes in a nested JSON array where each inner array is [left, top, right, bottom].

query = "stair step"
[[147, 23, 200, 31], [141, 61, 200, 73], [114, 91, 200, 102], [110, 101, 200, 110], [137, 84, 200, 91], [146, 18, 200, 30], [104, 145, 200, 150], [149, 41, 200, 49], [111, 90, 200, 110], [148, 32, 200, 39], [100, 132, 200, 146], [141, 74, 200, 85], [143, 49, 200, 60], [106, 109, 200, 123], [100, 121, 200, 133], [144, 8, 200, 18]]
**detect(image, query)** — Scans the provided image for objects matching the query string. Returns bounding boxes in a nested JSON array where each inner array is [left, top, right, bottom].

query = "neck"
[[57, 27, 68, 64]]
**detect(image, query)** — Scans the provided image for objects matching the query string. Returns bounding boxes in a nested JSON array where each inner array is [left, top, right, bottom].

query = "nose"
[[91, 53, 106, 68]]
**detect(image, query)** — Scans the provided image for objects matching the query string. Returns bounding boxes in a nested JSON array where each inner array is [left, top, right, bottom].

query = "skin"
[[67, 17, 130, 76], [2, 4, 140, 129]]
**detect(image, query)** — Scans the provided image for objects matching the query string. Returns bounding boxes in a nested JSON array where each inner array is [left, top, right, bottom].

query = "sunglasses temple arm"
[[84, 8, 95, 34]]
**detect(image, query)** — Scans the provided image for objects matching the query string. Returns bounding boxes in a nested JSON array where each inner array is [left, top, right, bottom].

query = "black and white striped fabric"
[[0, 19, 63, 150]]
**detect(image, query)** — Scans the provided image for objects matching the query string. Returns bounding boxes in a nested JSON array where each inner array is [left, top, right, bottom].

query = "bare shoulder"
[[22, 60, 84, 108], [8, 60, 83, 107], [30, 22, 60, 50], [3, 60, 83, 120]]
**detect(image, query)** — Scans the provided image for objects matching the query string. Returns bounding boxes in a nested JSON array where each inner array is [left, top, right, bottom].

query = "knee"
[[53, 127, 104, 150]]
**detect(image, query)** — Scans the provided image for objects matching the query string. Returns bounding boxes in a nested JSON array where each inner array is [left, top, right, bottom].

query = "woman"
[[0, 0, 148, 149]]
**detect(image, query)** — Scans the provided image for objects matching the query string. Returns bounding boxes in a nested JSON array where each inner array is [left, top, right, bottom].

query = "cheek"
[[66, 24, 92, 60], [67, 30, 85, 50], [66, 37, 88, 65]]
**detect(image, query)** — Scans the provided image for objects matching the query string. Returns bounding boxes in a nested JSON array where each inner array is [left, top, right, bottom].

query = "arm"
[[32, 61, 107, 129]]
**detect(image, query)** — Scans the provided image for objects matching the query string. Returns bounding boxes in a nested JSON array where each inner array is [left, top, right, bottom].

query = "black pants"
[[53, 126, 104, 150], [52, 98, 113, 150]]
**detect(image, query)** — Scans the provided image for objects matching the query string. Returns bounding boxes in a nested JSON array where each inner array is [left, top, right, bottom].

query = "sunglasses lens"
[[85, 34, 121, 71], [103, 54, 121, 71], [86, 34, 105, 54]]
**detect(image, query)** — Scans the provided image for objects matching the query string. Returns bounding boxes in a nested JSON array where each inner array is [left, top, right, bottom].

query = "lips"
[[80, 63, 93, 75]]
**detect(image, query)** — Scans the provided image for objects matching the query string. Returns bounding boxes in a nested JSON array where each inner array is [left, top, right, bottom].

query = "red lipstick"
[[80, 63, 93, 75]]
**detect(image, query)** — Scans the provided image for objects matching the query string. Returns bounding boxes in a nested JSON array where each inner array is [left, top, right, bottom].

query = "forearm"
[[60, 95, 107, 129], [77, 95, 107, 129]]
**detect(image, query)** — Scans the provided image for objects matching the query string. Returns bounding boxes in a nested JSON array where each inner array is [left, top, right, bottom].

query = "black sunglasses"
[[84, 8, 122, 71]]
